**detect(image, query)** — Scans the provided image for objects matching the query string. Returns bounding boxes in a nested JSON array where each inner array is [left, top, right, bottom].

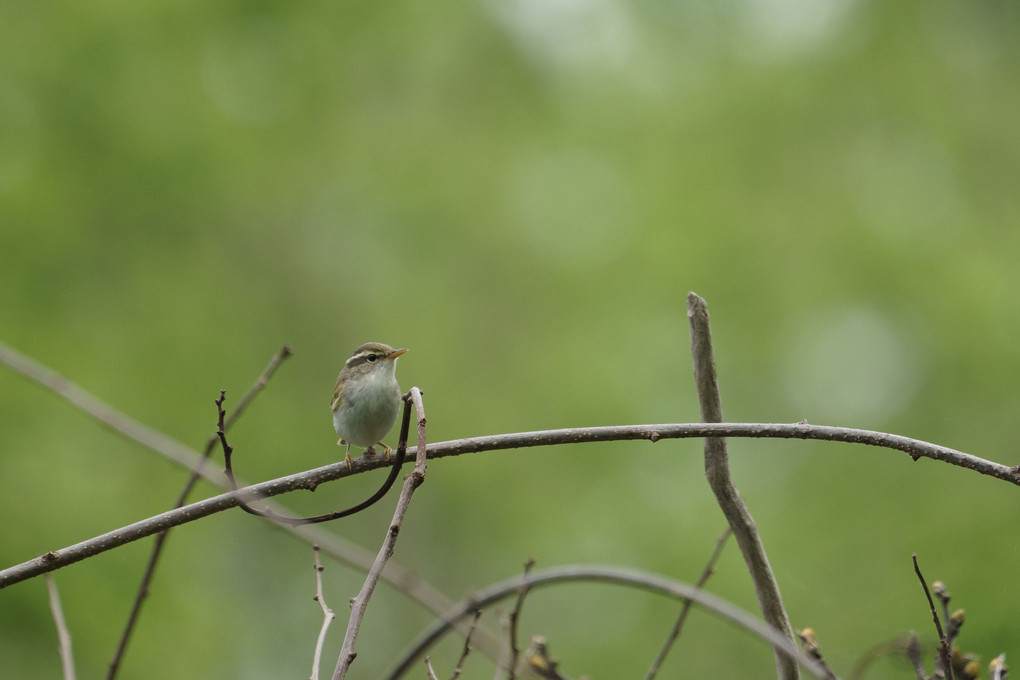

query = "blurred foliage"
[[2, 0, 1020, 678]]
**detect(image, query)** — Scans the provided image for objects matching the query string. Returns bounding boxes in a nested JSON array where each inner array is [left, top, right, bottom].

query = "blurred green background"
[[2, 1, 1020, 678]]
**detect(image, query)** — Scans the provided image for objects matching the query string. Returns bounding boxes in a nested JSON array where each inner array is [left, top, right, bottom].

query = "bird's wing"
[[330, 379, 342, 413]]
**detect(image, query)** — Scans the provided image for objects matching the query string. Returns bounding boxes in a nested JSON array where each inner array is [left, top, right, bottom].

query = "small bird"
[[331, 342, 408, 469]]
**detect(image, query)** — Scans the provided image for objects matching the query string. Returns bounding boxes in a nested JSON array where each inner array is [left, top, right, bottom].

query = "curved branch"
[[218, 390, 410, 525], [2, 421, 1016, 589], [381, 565, 834, 680]]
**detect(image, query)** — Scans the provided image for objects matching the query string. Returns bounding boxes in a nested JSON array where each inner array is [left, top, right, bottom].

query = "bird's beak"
[[386, 348, 409, 360]]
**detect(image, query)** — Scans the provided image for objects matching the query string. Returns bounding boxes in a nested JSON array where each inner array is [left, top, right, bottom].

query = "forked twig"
[[331, 387, 428, 680], [687, 292, 799, 680], [310, 545, 335, 680]]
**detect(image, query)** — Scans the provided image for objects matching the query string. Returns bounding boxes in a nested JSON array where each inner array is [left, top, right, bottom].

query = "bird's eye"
[[367, 354, 378, 362]]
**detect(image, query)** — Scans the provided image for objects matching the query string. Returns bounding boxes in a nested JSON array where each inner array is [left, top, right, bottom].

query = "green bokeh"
[[2, 1, 1019, 678]]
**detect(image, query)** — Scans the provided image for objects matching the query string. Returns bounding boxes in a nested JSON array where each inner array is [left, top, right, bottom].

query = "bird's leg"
[[344, 442, 354, 472]]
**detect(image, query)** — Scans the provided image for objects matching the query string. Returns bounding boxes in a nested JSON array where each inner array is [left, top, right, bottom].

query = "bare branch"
[[46, 574, 76, 680], [425, 657, 440, 680], [912, 555, 954, 680], [3, 419, 1015, 590], [644, 528, 731, 680], [382, 564, 835, 680], [410, 423, 1019, 485], [688, 292, 799, 680], [450, 610, 482, 680], [331, 387, 428, 680], [507, 558, 536, 680]]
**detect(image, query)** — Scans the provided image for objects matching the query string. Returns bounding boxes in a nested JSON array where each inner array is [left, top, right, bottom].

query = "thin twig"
[[46, 574, 76, 680], [4, 419, 1016, 590], [310, 545, 336, 680], [645, 527, 731, 680], [382, 564, 834, 680], [425, 657, 440, 680], [331, 387, 428, 680], [506, 558, 536, 680], [687, 292, 799, 680], [912, 555, 953, 680], [107, 346, 292, 680], [451, 610, 482, 680]]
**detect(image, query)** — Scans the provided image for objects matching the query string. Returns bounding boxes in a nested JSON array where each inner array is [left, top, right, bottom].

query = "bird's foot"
[[366, 443, 393, 464]]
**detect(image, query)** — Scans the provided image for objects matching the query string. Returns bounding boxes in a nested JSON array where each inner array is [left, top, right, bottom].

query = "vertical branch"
[[46, 574, 77, 680], [331, 387, 428, 680], [912, 555, 954, 680], [687, 292, 799, 680]]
